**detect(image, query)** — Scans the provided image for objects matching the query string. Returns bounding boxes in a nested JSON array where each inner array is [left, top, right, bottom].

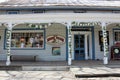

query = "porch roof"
[[0, 0, 120, 9], [0, 13, 120, 23]]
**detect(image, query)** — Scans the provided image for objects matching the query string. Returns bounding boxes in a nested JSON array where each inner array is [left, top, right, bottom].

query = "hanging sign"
[[46, 35, 65, 45]]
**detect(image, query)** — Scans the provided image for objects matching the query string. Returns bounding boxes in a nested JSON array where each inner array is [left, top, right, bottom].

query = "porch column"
[[101, 22, 109, 64], [6, 23, 13, 66], [85, 34, 88, 60], [67, 22, 72, 65]]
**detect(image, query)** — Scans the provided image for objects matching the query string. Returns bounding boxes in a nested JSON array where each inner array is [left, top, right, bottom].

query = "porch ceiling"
[[0, 13, 120, 24]]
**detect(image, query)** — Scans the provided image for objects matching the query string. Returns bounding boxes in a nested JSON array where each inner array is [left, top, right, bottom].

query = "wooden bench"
[[10, 55, 37, 61]]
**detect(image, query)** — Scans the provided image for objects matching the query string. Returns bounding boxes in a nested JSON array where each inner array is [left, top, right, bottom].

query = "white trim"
[[0, 13, 120, 23], [6, 23, 13, 66], [89, 33, 92, 60], [67, 22, 72, 65], [101, 22, 109, 64], [85, 34, 88, 60]]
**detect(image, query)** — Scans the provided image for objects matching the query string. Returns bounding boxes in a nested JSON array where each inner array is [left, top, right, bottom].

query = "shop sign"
[[46, 35, 65, 45], [71, 21, 99, 26]]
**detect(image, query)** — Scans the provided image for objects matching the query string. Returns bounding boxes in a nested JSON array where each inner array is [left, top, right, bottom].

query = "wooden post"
[[67, 22, 72, 65], [6, 23, 13, 66], [101, 22, 109, 64]]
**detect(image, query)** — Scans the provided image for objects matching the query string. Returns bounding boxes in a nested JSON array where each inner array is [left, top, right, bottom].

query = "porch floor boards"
[[0, 60, 119, 67], [0, 61, 67, 66]]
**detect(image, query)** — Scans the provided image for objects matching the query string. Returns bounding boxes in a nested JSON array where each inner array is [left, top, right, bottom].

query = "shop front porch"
[[0, 13, 120, 66], [0, 60, 119, 67]]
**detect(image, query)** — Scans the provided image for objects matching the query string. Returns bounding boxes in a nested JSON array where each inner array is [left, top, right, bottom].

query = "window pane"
[[7, 11, 19, 14], [32, 10, 44, 13], [114, 31, 120, 42], [9, 30, 44, 49]]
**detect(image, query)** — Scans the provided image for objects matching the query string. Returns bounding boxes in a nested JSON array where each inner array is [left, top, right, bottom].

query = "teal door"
[[74, 35, 85, 60]]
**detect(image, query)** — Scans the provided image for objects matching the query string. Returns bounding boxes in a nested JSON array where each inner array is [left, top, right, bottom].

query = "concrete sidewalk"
[[0, 60, 120, 80], [70, 60, 120, 78], [0, 71, 76, 80], [70, 66, 120, 76]]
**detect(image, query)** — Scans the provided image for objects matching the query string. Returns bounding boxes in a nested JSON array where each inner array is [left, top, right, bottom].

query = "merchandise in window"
[[114, 31, 120, 42], [5, 29, 45, 49]]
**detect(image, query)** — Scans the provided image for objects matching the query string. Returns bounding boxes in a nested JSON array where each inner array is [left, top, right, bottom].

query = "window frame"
[[7, 10, 19, 14], [114, 30, 120, 42], [4, 28, 45, 50], [32, 10, 45, 14]]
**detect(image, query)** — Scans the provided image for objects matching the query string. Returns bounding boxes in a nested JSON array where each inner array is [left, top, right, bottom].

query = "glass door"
[[74, 34, 85, 60]]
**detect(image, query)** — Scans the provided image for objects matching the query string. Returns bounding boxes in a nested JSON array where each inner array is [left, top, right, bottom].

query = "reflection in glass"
[[80, 50, 84, 53], [75, 40, 79, 48], [75, 50, 79, 53], [114, 32, 120, 41], [74, 34, 85, 60], [10, 31, 44, 49]]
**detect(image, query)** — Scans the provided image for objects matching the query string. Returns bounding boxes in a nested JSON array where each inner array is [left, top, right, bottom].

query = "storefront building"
[[0, 0, 120, 65]]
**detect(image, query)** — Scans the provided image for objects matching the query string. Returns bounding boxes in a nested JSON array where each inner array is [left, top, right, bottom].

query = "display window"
[[114, 31, 120, 42], [5, 29, 45, 49]]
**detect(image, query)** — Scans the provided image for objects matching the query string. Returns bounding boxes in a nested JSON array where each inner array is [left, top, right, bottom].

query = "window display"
[[114, 31, 120, 42], [7, 29, 44, 49]]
